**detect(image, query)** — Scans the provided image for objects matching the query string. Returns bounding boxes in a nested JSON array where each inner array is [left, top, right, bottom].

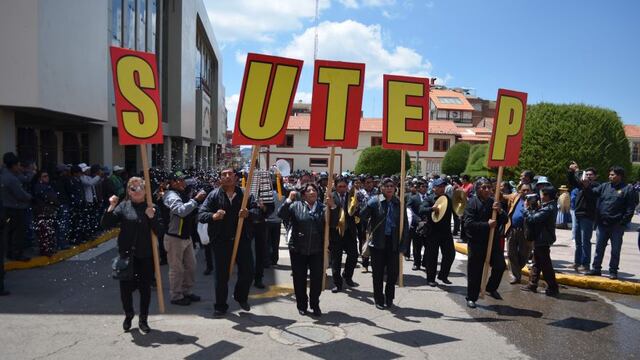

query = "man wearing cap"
[[463, 178, 507, 308], [198, 168, 258, 316], [329, 176, 359, 292], [419, 178, 455, 286], [360, 177, 408, 309], [163, 170, 207, 306]]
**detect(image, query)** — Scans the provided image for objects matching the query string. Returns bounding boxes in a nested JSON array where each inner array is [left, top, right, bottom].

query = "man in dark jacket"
[[198, 168, 256, 316], [360, 178, 409, 309], [463, 178, 507, 308], [1, 152, 32, 261], [419, 178, 455, 286], [566, 165, 598, 272], [407, 180, 427, 270], [570, 163, 636, 280], [329, 176, 359, 292]]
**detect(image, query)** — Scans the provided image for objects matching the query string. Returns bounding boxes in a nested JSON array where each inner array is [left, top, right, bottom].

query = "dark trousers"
[[253, 222, 267, 282], [203, 242, 213, 270], [290, 250, 323, 310], [453, 214, 460, 234], [0, 212, 5, 292], [3, 208, 26, 259], [36, 214, 57, 256], [119, 257, 153, 319], [529, 245, 558, 291], [330, 229, 358, 287], [267, 222, 282, 265], [424, 232, 455, 282], [357, 221, 369, 268], [55, 204, 71, 249], [412, 230, 426, 267], [466, 235, 506, 302], [370, 236, 399, 306], [212, 239, 254, 311]]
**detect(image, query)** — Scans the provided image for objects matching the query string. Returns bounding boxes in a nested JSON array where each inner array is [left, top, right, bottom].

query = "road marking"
[[68, 239, 117, 261]]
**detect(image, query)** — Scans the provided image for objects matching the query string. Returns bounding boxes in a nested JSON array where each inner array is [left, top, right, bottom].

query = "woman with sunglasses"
[[102, 177, 164, 333]]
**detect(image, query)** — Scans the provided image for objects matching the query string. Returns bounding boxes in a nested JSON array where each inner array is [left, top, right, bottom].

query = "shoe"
[[375, 303, 385, 310], [572, 263, 580, 272], [520, 285, 537, 293], [488, 291, 503, 300], [361, 266, 369, 273], [138, 320, 151, 334], [385, 302, 393, 309], [237, 301, 251, 311], [438, 278, 452, 285], [412, 265, 420, 271], [427, 281, 438, 287], [186, 294, 201, 302], [344, 278, 356, 287], [254, 280, 266, 289], [404, 256, 411, 261], [213, 309, 227, 317], [311, 306, 322, 317], [203, 268, 213, 275], [509, 276, 521, 284], [577, 265, 588, 273], [466, 300, 476, 309], [298, 309, 308, 316], [545, 288, 560, 297], [585, 269, 602, 276], [610, 272, 618, 280], [170, 297, 191, 306], [331, 286, 341, 293], [123, 315, 134, 332]]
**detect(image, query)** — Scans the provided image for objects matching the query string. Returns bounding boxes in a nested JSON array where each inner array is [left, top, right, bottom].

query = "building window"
[[437, 110, 447, 119], [147, 0, 157, 52], [433, 139, 450, 152], [462, 111, 472, 119], [438, 96, 463, 104], [276, 158, 293, 170], [309, 158, 328, 167], [111, 0, 123, 46], [137, 0, 146, 51], [371, 136, 382, 146], [278, 134, 294, 148], [124, 0, 135, 49], [633, 143, 640, 162]]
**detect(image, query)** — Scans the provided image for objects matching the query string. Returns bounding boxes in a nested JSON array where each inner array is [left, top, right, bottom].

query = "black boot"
[[139, 316, 151, 334], [123, 314, 134, 332]]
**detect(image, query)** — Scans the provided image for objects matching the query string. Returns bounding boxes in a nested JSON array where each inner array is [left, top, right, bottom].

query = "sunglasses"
[[129, 185, 144, 192]]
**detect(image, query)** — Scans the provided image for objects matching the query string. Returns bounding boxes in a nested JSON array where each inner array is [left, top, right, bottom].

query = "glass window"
[[137, 0, 146, 51], [278, 134, 294, 148], [147, 0, 157, 52], [438, 96, 463, 104], [124, 0, 135, 49], [309, 158, 328, 167], [433, 139, 450, 152], [633, 143, 640, 162], [111, 0, 122, 46], [437, 110, 447, 119], [371, 136, 383, 146]]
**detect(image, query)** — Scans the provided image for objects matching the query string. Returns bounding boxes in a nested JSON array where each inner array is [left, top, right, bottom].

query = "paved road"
[[1, 235, 639, 360]]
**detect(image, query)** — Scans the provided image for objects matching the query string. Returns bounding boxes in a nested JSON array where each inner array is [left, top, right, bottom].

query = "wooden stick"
[[229, 145, 260, 275], [139, 144, 165, 314], [322, 146, 336, 290], [398, 149, 406, 287], [480, 166, 504, 298]]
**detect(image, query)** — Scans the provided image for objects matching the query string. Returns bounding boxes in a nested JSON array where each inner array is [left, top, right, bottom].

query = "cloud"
[[338, 0, 396, 8], [204, 0, 330, 43], [338, 0, 359, 8], [279, 20, 433, 88]]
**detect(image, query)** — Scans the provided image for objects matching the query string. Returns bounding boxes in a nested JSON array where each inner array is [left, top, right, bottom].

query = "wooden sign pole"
[[229, 145, 260, 275], [139, 144, 165, 314], [480, 166, 504, 298], [322, 146, 336, 290], [398, 149, 406, 287]]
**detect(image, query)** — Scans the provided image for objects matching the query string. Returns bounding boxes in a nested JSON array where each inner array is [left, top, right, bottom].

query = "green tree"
[[463, 143, 494, 179], [518, 103, 630, 187], [354, 146, 412, 176], [441, 142, 471, 175]]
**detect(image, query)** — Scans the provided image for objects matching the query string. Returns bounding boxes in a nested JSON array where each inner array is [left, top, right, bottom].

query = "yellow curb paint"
[[4, 229, 120, 271], [249, 284, 295, 299], [453, 242, 640, 296]]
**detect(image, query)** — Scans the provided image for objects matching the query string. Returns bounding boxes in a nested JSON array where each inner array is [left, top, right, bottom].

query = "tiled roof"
[[624, 124, 640, 139], [429, 89, 475, 111]]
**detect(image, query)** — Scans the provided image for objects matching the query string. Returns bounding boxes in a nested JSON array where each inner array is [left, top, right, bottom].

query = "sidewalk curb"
[[453, 242, 640, 296], [4, 229, 120, 271]]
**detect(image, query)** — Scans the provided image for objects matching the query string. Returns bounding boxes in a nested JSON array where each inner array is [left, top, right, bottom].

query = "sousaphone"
[[431, 196, 449, 223], [452, 189, 467, 217]]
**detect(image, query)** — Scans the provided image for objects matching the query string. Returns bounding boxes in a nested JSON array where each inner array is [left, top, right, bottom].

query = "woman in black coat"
[[102, 177, 163, 333], [278, 183, 336, 317]]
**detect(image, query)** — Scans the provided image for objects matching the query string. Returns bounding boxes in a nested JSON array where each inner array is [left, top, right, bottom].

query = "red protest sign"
[[382, 75, 430, 151], [110, 47, 163, 145], [232, 53, 303, 146], [309, 60, 365, 149], [487, 89, 528, 168]]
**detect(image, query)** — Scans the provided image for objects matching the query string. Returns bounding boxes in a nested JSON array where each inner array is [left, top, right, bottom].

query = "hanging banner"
[[109, 47, 163, 145], [309, 60, 365, 149], [382, 75, 430, 151], [487, 89, 528, 167], [232, 53, 303, 146]]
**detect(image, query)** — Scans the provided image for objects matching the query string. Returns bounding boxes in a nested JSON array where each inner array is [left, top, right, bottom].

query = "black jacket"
[[586, 181, 636, 226], [360, 195, 409, 252], [278, 199, 338, 255], [463, 196, 507, 248], [419, 193, 453, 236], [330, 191, 358, 235], [524, 200, 557, 247], [102, 201, 164, 258], [198, 186, 258, 244], [567, 171, 598, 220]]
